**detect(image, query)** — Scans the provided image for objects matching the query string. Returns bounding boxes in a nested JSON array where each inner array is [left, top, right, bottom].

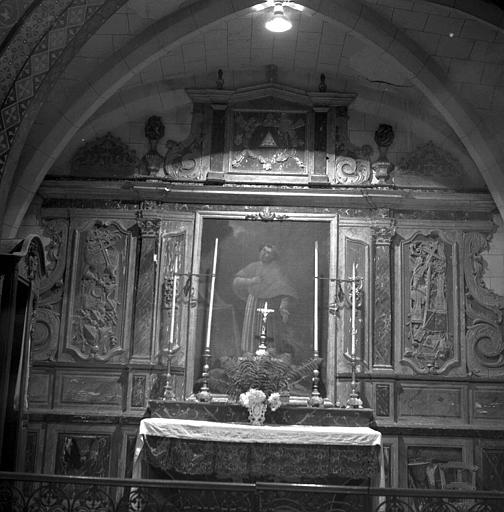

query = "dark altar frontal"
[[135, 400, 383, 487]]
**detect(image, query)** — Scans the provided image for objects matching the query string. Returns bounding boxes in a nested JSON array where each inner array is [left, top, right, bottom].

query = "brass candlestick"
[[196, 347, 212, 402], [344, 351, 363, 408], [162, 345, 178, 400], [307, 353, 324, 407]]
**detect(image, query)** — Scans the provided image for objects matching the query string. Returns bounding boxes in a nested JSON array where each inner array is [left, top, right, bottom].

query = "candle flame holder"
[[197, 238, 219, 402], [162, 343, 180, 400], [331, 265, 364, 408], [196, 346, 213, 402], [307, 353, 324, 407], [344, 351, 363, 408]]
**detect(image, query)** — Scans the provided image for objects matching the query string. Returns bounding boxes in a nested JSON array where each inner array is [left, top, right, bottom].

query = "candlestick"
[[169, 254, 178, 348], [314, 241, 319, 355], [351, 262, 356, 357], [164, 252, 179, 401], [205, 238, 219, 350]]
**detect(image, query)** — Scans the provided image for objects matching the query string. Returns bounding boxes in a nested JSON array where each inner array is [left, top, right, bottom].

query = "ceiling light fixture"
[[265, 1, 292, 33]]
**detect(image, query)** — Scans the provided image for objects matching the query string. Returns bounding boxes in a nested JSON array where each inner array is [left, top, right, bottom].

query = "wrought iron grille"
[[1, 472, 504, 512]]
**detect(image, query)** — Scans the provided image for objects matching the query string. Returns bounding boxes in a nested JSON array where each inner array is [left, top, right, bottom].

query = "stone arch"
[[1, 0, 503, 236]]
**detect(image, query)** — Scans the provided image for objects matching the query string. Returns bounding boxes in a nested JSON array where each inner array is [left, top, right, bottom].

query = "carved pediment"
[[187, 82, 357, 110]]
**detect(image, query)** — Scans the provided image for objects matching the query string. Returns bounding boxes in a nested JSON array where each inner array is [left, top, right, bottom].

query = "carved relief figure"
[[72, 223, 123, 360], [405, 236, 452, 372]]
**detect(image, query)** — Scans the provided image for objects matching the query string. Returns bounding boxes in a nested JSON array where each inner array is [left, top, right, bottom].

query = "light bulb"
[[265, 2, 292, 33]]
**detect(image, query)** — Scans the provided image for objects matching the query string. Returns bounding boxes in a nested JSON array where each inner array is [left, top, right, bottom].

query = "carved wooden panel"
[[374, 382, 392, 418], [371, 223, 395, 369], [130, 215, 160, 363], [27, 369, 52, 408], [382, 436, 399, 488], [230, 110, 309, 176], [24, 430, 38, 473], [398, 384, 465, 423], [124, 431, 138, 478], [400, 232, 459, 374], [159, 232, 186, 362], [463, 231, 504, 377], [130, 373, 147, 409], [402, 436, 473, 489], [406, 443, 464, 489], [22, 424, 45, 474], [334, 224, 371, 378], [65, 220, 134, 362], [54, 432, 111, 477], [54, 371, 122, 410], [32, 219, 68, 362], [476, 440, 504, 491], [471, 387, 504, 423]]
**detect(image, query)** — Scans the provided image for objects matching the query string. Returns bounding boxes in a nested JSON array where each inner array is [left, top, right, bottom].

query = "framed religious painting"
[[186, 211, 337, 402]]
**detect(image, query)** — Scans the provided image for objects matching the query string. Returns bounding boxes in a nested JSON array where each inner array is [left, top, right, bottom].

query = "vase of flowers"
[[239, 388, 282, 425]]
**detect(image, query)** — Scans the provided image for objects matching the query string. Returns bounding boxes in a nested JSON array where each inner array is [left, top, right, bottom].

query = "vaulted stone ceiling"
[[1, 0, 504, 236]]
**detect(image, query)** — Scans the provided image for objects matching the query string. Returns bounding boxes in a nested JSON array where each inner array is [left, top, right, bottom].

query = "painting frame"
[[185, 210, 338, 403]]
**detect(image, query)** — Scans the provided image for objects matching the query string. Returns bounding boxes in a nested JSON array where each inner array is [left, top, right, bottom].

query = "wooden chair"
[[438, 462, 479, 511], [438, 462, 478, 491]]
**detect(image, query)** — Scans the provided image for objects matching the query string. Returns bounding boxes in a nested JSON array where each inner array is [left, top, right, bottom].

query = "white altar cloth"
[[133, 417, 382, 480], [137, 417, 381, 445]]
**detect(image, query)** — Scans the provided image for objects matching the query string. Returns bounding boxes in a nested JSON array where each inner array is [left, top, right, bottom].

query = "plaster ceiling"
[[3, 0, 504, 233]]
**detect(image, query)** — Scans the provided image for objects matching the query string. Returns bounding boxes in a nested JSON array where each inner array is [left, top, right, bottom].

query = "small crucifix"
[[255, 301, 275, 357]]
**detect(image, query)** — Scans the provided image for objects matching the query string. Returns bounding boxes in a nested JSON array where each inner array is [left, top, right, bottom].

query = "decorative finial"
[[141, 116, 165, 176], [319, 73, 327, 92], [216, 69, 224, 89], [372, 124, 395, 184]]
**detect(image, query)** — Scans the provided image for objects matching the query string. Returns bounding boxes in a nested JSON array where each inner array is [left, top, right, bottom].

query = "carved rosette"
[[463, 232, 504, 375], [69, 221, 130, 361], [401, 233, 457, 374], [331, 156, 371, 185]]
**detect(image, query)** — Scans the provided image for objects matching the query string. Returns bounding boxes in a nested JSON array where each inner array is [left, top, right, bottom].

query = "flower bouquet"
[[239, 388, 282, 425]]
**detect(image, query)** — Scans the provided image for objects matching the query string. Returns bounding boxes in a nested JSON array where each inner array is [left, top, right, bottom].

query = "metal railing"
[[1, 471, 504, 511]]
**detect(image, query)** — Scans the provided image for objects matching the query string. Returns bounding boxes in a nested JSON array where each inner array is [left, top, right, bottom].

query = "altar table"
[[133, 417, 383, 485]]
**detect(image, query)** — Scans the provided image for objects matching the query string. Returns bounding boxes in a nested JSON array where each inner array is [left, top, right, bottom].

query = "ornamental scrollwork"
[[163, 110, 204, 180], [331, 156, 371, 185], [32, 219, 68, 361], [244, 207, 289, 222], [463, 231, 504, 374], [70, 132, 139, 176]]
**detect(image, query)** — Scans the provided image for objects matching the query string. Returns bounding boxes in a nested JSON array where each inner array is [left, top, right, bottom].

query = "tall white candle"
[[314, 241, 319, 354], [205, 238, 219, 349], [169, 254, 178, 348], [351, 262, 356, 357]]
